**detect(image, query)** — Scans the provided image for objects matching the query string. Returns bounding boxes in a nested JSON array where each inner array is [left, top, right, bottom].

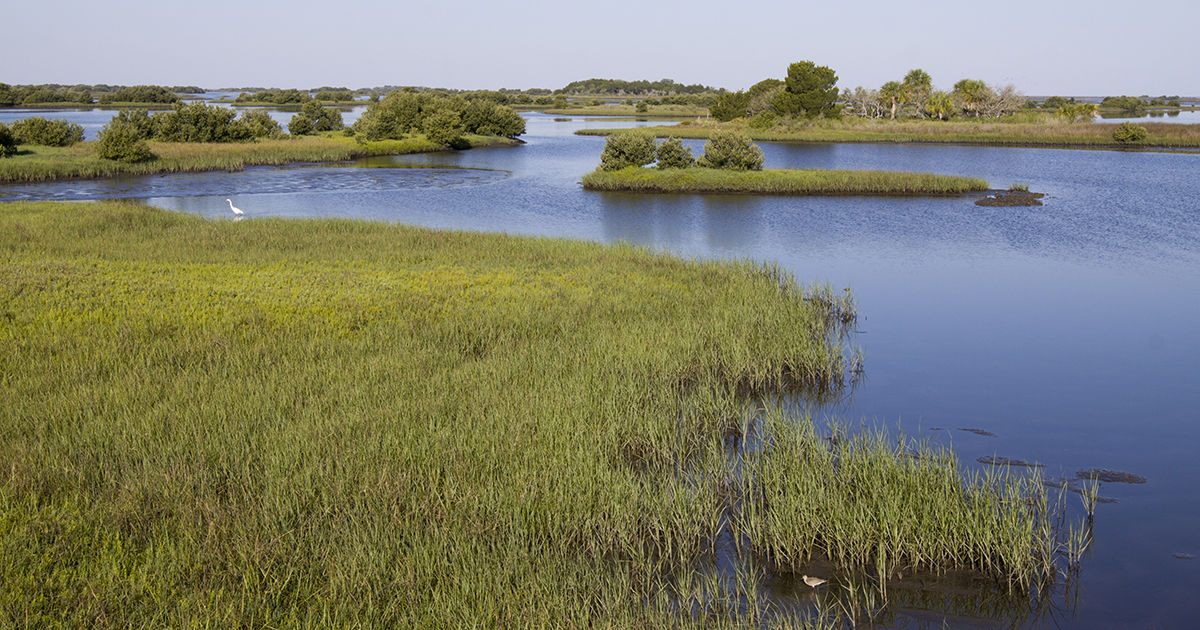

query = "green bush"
[[696, 130, 764, 171], [0, 123, 17, 158], [155, 102, 252, 142], [94, 120, 154, 162], [747, 111, 779, 130], [239, 109, 284, 139], [10, 117, 85, 147], [654, 137, 694, 169], [288, 101, 344, 136], [98, 85, 180, 105], [423, 109, 464, 146], [109, 109, 155, 140], [1112, 121, 1148, 143], [599, 132, 656, 171]]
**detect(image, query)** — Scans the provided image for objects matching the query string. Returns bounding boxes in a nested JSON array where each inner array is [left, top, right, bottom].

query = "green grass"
[[579, 114, 1200, 149], [0, 133, 521, 184], [0, 201, 1082, 628], [581, 166, 989, 196]]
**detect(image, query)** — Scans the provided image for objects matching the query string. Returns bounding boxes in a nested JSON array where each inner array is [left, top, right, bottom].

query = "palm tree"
[[925, 90, 955, 120], [954, 79, 988, 117], [880, 81, 908, 120]]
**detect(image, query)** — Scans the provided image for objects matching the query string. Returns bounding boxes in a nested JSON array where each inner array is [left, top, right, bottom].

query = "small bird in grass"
[[226, 199, 244, 216], [802, 575, 827, 588]]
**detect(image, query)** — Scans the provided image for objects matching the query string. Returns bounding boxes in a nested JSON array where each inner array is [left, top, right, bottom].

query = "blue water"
[[3, 113, 1198, 628]]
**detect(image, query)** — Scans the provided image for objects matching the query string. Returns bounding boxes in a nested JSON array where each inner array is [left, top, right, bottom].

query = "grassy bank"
[[1, 202, 1080, 627], [582, 166, 990, 195], [579, 115, 1200, 149], [0, 134, 521, 184]]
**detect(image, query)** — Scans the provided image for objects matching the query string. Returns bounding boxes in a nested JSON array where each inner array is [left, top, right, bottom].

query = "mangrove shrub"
[[423, 109, 464, 147], [0, 123, 17, 158], [98, 85, 180, 105], [599, 132, 657, 171], [696, 130, 764, 171], [288, 101, 344, 136], [94, 120, 154, 163], [1113, 121, 1148, 143], [239, 109, 284, 139], [10, 117, 85, 147], [155, 102, 252, 142]]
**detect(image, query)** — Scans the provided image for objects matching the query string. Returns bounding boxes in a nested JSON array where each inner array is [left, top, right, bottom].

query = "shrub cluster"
[[9, 117, 85, 147], [0, 123, 17, 157], [351, 90, 525, 143], [233, 89, 311, 105], [1112, 121, 1148, 143], [599, 132, 763, 171], [97, 85, 180, 105], [0, 83, 93, 106], [696, 131, 764, 171], [288, 101, 343, 136], [94, 121, 154, 163], [1100, 96, 1147, 111]]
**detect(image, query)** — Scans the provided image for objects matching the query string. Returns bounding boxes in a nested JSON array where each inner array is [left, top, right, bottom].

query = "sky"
[[5, 0, 1198, 97]]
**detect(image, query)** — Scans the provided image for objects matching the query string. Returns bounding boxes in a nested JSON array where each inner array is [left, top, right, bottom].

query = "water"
[[4, 113, 1199, 628]]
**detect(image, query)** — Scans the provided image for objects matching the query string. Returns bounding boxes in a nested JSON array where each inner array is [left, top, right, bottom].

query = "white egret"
[[802, 575, 827, 588], [226, 199, 244, 216]]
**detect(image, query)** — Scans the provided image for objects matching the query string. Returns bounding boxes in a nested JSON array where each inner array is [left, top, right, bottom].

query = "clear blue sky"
[[5, 0, 1197, 97]]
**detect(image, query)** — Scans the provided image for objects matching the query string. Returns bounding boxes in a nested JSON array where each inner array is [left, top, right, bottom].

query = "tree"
[[696, 130, 763, 171], [953, 79, 988, 116], [772, 61, 840, 119], [879, 81, 908, 120], [924, 91, 955, 120], [709, 90, 751, 121], [599, 131, 656, 171], [978, 84, 1027, 118], [842, 86, 882, 118], [655, 137, 694, 169], [902, 69, 932, 114]]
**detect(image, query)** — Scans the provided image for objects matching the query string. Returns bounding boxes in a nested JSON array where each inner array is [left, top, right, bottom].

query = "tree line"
[[557, 78, 717, 96]]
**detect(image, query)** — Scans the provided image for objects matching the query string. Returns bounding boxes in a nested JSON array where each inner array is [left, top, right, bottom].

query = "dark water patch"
[[1076, 468, 1147, 484], [957, 428, 997, 437], [977, 455, 1043, 467], [1043, 476, 1120, 503]]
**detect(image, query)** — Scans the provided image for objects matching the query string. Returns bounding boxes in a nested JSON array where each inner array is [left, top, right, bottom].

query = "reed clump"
[[0, 201, 1080, 627], [582, 166, 989, 196]]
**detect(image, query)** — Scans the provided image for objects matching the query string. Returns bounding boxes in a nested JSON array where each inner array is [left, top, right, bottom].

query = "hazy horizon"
[[5, 0, 1197, 98]]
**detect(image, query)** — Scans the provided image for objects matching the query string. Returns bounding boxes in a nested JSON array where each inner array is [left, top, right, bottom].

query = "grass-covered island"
[[583, 165, 989, 195], [0, 201, 1089, 628], [583, 130, 990, 196]]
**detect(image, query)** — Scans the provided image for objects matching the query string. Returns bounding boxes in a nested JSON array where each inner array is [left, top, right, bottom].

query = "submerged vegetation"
[[0, 202, 1089, 627]]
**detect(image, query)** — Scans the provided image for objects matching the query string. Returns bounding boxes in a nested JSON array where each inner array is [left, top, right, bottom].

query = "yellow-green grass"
[[582, 166, 990, 196], [0, 201, 1076, 627], [579, 115, 1200, 149], [0, 133, 521, 184]]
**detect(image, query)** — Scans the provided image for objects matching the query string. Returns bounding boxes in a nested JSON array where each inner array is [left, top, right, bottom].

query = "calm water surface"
[[4, 113, 1198, 628]]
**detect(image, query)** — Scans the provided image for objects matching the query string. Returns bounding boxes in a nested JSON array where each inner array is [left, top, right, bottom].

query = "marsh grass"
[[582, 166, 990, 196], [579, 115, 1200, 149], [0, 201, 1083, 627], [0, 133, 520, 184]]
